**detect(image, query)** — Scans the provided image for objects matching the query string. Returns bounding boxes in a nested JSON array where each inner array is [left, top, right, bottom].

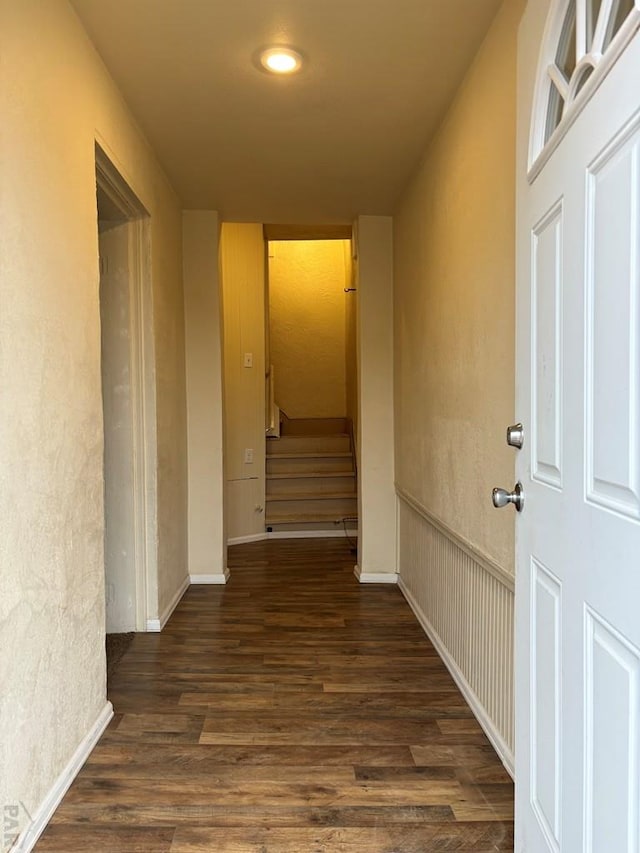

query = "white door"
[[515, 1, 640, 851]]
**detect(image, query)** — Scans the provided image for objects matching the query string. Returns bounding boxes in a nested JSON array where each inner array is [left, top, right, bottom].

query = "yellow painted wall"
[[344, 244, 358, 440], [268, 240, 350, 419], [1, 0, 186, 836], [220, 223, 266, 540], [394, 0, 525, 573]]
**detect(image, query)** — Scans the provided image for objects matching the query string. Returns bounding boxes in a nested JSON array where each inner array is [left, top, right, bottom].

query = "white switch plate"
[[244, 448, 254, 464], [243, 352, 253, 368]]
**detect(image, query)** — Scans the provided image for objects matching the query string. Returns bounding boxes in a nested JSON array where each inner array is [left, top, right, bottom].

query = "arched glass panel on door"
[[529, 0, 640, 176]]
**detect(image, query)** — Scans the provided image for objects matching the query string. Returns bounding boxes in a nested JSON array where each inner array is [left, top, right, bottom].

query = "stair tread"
[[267, 451, 353, 460], [266, 491, 357, 502], [269, 433, 349, 440], [267, 471, 355, 480], [266, 510, 359, 523]]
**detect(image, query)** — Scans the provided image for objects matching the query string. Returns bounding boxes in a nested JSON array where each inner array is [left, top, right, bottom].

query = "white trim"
[[398, 577, 515, 778], [395, 486, 514, 591], [146, 575, 189, 632], [267, 529, 354, 540], [227, 533, 267, 545], [95, 144, 157, 634], [129, 216, 156, 633], [354, 565, 398, 584], [228, 529, 356, 545], [14, 702, 114, 852], [189, 570, 229, 585]]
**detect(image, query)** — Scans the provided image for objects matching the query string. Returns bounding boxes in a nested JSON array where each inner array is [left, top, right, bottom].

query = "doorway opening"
[[264, 232, 358, 541], [95, 145, 155, 674]]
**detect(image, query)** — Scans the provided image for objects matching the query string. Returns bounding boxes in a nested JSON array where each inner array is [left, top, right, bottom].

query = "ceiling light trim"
[[259, 46, 303, 75]]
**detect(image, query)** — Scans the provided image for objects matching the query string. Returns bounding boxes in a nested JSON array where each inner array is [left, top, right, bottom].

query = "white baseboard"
[[267, 529, 354, 539], [227, 533, 267, 545], [227, 530, 356, 545], [189, 569, 229, 585], [15, 701, 113, 852], [398, 576, 515, 778], [354, 565, 398, 584], [146, 574, 189, 632]]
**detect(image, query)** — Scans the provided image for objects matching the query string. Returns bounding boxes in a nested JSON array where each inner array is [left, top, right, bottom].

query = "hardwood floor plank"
[[50, 804, 455, 827], [169, 824, 514, 852], [77, 763, 357, 785], [179, 690, 474, 718], [410, 744, 503, 767], [35, 538, 513, 851], [57, 777, 471, 808], [85, 743, 417, 767], [35, 826, 175, 852], [199, 714, 441, 745]]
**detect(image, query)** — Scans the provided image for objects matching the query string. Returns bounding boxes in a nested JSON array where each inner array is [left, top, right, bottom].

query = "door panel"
[[516, 6, 640, 851], [584, 607, 640, 853], [586, 127, 640, 518], [532, 203, 564, 489], [530, 559, 562, 852]]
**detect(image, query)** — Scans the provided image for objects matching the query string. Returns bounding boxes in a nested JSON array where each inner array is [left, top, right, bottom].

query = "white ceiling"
[[71, 0, 503, 223]]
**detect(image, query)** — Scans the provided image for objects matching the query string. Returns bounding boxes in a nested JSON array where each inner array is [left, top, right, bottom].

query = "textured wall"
[[393, 0, 525, 574], [220, 224, 266, 541], [268, 240, 349, 419], [0, 0, 186, 837]]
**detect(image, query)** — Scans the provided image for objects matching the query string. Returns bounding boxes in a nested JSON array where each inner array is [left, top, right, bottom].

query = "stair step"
[[267, 471, 355, 480], [279, 417, 349, 436], [265, 419, 357, 530], [268, 433, 351, 454], [266, 520, 357, 533], [266, 510, 359, 525], [267, 456, 354, 474], [266, 491, 357, 502], [266, 497, 356, 519], [267, 474, 356, 496], [266, 451, 352, 460]]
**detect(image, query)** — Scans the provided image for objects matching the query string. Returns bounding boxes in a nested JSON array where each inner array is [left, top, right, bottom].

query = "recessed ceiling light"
[[260, 47, 303, 75]]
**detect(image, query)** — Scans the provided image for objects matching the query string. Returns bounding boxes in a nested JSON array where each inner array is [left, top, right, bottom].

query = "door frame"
[[96, 143, 157, 632]]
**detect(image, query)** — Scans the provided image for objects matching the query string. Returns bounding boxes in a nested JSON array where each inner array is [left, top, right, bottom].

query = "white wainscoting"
[[397, 492, 515, 774]]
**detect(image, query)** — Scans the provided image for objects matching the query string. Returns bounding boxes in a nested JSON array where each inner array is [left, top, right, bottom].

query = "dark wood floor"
[[36, 538, 513, 852]]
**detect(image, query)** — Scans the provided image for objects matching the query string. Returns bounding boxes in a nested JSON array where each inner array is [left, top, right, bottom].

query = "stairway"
[[265, 418, 358, 535]]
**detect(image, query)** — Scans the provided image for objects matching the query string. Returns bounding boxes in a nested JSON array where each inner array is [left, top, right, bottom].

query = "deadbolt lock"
[[506, 423, 524, 449]]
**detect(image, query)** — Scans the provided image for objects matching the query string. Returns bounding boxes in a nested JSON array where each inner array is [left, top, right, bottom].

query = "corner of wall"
[[355, 215, 397, 577], [182, 210, 226, 578]]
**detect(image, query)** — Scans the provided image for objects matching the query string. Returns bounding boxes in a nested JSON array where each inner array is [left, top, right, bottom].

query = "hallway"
[[36, 539, 513, 852]]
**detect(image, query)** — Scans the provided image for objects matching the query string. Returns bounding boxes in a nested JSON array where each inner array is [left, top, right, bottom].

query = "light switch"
[[244, 448, 254, 464], [243, 352, 253, 368]]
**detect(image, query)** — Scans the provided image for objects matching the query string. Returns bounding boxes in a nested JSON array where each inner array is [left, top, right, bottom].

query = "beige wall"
[[393, 0, 524, 573], [268, 240, 349, 419], [220, 224, 266, 541], [356, 216, 397, 578], [183, 211, 226, 580], [0, 0, 186, 839]]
